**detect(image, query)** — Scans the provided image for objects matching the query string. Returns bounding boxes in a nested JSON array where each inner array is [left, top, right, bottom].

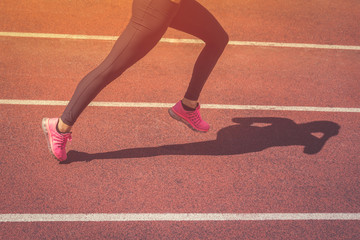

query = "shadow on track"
[[62, 117, 340, 164]]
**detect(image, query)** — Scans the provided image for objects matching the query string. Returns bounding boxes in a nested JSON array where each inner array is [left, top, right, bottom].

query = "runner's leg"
[[170, 0, 229, 102], [60, 0, 181, 126]]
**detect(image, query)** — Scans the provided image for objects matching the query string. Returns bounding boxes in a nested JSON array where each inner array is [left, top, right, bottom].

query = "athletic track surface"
[[0, 0, 359, 239]]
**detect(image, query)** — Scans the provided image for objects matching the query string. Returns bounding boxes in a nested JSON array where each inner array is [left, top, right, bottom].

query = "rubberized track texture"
[[0, 0, 359, 239]]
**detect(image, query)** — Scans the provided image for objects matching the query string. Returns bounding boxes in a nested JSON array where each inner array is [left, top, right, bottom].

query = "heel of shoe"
[[42, 118, 52, 154], [42, 118, 47, 132], [42, 118, 60, 161]]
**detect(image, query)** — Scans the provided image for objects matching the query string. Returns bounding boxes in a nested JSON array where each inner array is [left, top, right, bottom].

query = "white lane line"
[[228, 40, 360, 50], [0, 99, 359, 113], [1, 213, 359, 222], [0, 31, 119, 41], [1, 31, 360, 51]]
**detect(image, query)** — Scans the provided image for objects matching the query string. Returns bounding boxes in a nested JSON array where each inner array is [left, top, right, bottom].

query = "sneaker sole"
[[42, 118, 61, 161], [168, 108, 208, 133]]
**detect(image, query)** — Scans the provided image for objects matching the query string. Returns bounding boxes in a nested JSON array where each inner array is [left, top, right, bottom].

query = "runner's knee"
[[206, 28, 229, 53]]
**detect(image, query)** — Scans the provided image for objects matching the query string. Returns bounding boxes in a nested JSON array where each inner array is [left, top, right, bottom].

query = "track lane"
[[1, 105, 359, 214], [0, 37, 359, 108], [1, 221, 359, 239]]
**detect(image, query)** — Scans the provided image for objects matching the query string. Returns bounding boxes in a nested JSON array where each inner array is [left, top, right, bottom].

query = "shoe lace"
[[54, 132, 72, 150], [187, 110, 202, 125]]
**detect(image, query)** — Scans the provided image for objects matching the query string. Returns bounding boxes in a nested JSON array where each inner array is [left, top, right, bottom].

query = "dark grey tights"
[[61, 0, 228, 126]]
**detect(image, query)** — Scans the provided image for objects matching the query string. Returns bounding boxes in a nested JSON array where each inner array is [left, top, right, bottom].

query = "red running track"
[[1, 0, 360, 239]]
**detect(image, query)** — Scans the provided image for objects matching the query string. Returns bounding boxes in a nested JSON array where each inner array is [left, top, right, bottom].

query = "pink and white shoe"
[[169, 100, 210, 132], [42, 118, 72, 161]]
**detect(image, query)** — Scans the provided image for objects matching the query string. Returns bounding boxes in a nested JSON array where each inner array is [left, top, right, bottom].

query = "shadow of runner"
[[63, 117, 340, 164]]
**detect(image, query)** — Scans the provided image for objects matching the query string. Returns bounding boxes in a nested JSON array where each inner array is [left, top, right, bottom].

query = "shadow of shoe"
[[61, 151, 92, 164]]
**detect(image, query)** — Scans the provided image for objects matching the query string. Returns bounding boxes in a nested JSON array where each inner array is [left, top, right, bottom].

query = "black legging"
[[61, 0, 228, 126]]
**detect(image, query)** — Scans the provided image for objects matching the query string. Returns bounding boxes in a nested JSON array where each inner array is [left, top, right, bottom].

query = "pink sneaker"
[[169, 100, 210, 132], [42, 118, 72, 161]]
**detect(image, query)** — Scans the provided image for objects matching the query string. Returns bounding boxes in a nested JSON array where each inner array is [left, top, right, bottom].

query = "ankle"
[[181, 98, 198, 110], [57, 118, 72, 133]]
